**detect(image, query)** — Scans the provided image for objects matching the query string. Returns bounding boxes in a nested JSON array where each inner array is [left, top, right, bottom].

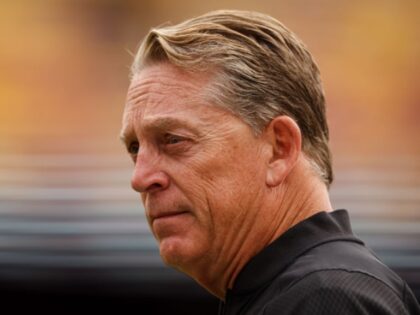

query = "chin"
[[159, 237, 187, 264], [158, 236, 201, 271]]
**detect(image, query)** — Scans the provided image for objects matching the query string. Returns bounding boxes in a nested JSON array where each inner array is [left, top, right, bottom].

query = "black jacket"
[[219, 210, 420, 314]]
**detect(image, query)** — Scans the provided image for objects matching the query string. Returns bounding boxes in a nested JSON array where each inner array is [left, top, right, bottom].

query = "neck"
[[266, 160, 333, 245], [225, 157, 331, 297], [190, 158, 332, 300]]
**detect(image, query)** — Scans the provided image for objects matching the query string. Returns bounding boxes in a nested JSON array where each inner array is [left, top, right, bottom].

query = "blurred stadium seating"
[[0, 1, 419, 313], [0, 153, 418, 313]]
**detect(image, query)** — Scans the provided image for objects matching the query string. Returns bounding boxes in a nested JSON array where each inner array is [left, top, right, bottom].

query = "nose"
[[131, 155, 170, 193]]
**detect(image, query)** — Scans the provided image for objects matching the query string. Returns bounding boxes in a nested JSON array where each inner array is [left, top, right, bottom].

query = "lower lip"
[[153, 212, 189, 223], [152, 212, 191, 235]]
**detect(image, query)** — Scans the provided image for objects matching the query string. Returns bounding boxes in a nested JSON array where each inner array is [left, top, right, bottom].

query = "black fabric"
[[219, 209, 420, 315]]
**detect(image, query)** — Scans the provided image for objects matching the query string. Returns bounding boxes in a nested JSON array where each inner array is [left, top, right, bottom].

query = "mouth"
[[148, 208, 192, 239], [150, 210, 189, 222]]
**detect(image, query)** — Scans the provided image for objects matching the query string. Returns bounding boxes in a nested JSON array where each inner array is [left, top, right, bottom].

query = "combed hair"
[[131, 10, 333, 186]]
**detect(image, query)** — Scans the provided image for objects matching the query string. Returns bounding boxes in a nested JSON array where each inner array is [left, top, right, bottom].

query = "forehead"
[[127, 64, 210, 111], [121, 63, 228, 139]]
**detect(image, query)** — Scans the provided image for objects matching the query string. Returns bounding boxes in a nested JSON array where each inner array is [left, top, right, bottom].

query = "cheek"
[[193, 163, 263, 224], [168, 141, 266, 223]]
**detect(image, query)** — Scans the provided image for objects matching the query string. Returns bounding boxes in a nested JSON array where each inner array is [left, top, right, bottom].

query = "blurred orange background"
[[0, 1, 419, 312], [1, 0, 419, 219]]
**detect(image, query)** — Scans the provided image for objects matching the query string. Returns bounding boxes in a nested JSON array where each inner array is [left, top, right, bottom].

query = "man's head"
[[120, 10, 333, 298], [132, 10, 332, 186]]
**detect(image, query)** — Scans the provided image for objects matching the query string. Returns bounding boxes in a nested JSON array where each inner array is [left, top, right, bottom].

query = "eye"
[[164, 134, 184, 145], [127, 141, 139, 155]]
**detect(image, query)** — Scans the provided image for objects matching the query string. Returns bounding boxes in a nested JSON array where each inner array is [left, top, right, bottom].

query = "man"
[[120, 10, 420, 314]]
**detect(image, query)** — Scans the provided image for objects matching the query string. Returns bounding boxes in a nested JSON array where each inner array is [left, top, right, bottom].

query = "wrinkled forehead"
[[120, 63, 234, 141], [124, 63, 216, 117]]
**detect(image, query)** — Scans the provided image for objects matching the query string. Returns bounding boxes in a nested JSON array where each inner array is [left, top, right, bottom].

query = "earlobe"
[[266, 161, 287, 187], [264, 116, 302, 187]]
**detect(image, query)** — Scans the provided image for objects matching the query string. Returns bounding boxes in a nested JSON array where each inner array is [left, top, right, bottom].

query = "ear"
[[264, 116, 302, 187]]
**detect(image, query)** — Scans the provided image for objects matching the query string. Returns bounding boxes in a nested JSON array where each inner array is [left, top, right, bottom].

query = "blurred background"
[[0, 0, 419, 313]]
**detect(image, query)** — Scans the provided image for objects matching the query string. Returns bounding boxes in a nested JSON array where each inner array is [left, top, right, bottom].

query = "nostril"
[[148, 183, 163, 192]]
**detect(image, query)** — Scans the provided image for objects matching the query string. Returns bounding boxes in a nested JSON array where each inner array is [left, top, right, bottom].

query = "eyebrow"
[[119, 116, 199, 145]]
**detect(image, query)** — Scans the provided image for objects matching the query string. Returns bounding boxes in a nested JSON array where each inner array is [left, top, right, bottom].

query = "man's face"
[[120, 63, 268, 275]]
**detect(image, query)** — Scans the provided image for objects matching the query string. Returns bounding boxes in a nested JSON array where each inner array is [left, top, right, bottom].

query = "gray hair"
[[131, 10, 333, 186]]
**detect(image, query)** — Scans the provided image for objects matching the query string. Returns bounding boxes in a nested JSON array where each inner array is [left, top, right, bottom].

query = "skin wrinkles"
[[183, 130, 269, 292], [220, 205, 261, 288], [126, 68, 210, 115], [122, 66, 210, 143], [121, 62, 332, 299], [263, 158, 330, 245], [122, 63, 270, 295]]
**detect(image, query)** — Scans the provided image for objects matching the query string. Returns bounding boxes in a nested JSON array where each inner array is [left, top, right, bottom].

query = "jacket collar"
[[229, 209, 363, 295]]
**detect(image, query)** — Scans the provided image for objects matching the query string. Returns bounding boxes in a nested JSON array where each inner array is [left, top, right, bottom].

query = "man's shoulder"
[[264, 268, 416, 315], [261, 240, 420, 314], [280, 238, 406, 294]]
